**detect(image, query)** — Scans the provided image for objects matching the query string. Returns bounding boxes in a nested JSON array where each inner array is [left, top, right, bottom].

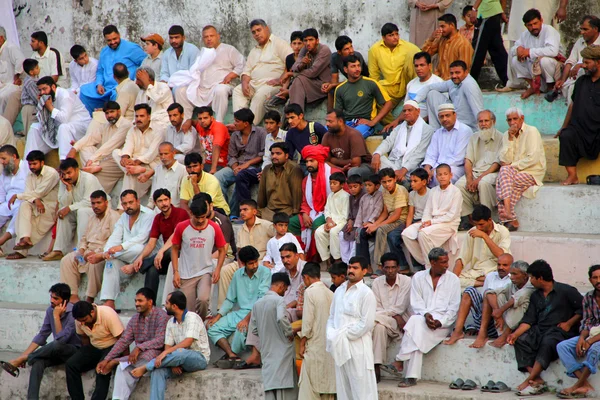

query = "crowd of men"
[[0, 0, 599, 397]]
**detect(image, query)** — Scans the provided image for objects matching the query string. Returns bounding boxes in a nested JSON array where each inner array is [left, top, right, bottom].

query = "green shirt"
[[478, 0, 503, 19], [333, 76, 390, 120]]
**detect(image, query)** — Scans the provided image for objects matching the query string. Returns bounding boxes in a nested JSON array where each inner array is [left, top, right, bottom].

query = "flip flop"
[[462, 379, 477, 390], [6, 252, 26, 260], [557, 393, 587, 399], [215, 356, 241, 369], [516, 384, 548, 396], [380, 364, 403, 378], [233, 360, 261, 369], [491, 381, 511, 393], [449, 378, 464, 389], [0, 361, 19, 377], [481, 380, 495, 392], [398, 378, 417, 388]]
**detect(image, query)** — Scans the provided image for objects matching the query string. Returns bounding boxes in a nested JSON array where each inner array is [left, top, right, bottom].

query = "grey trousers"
[[27, 341, 79, 400]]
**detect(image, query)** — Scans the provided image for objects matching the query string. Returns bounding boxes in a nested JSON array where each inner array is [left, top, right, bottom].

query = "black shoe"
[[458, 216, 473, 231]]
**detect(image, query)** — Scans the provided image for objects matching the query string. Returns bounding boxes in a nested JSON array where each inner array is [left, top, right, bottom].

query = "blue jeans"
[[214, 167, 238, 215], [345, 120, 374, 138], [146, 349, 207, 400], [557, 336, 600, 377]]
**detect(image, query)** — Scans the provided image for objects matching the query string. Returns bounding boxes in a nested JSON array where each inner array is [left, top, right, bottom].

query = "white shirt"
[[482, 271, 511, 294], [0, 159, 28, 204], [104, 206, 155, 252], [262, 129, 287, 167], [57, 170, 105, 210], [511, 24, 561, 59], [165, 124, 200, 156], [50, 87, 91, 124], [69, 57, 98, 93], [406, 74, 443, 116], [410, 270, 461, 329], [283, 259, 307, 305], [422, 183, 462, 226], [149, 161, 187, 209], [0, 41, 24, 85], [262, 232, 304, 273], [135, 81, 174, 113], [198, 43, 244, 94], [32, 47, 58, 78], [423, 121, 473, 169], [165, 311, 211, 360]]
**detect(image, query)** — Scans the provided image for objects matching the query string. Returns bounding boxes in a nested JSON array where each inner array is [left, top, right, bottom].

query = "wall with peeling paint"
[[11, 0, 600, 68]]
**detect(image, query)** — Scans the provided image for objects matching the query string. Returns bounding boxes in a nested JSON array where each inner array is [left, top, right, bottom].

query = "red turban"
[[302, 145, 330, 213]]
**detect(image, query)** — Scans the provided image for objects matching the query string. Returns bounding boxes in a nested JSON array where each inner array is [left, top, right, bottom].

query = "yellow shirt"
[[367, 39, 420, 100], [75, 305, 124, 349], [179, 172, 230, 215]]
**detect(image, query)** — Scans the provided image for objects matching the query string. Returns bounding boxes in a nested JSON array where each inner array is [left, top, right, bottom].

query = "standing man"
[[299, 262, 336, 399], [326, 256, 377, 399], [24, 76, 92, 160], [59, 190, 120, 304], [0, 26, 25, 126], [44, 158, 104, 261], [0, 284, 80, 400], [160, 25, 200, 85], [0, 145, 28, 252], [233, 19, 291, 125], [392, 248, 461, 388], [288, 28, 332, 110], [408, 1, 455, 48], [257, 142, 304, 221], [79, 25, 146, 113]]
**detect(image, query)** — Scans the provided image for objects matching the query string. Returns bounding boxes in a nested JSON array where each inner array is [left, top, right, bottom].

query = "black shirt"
[[285, 121, 328, 163], [570, 75, 600, 137], [331, 51, 369, 78], [520, 281, 583, 335], [286, 53, 296, 72]]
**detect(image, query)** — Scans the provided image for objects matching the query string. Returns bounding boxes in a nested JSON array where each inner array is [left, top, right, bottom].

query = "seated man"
[[0, 145, 28, 251], [455, 110, 503, 230], [44, 158, 104, 262], [135, 67, 174, 132], [130, 291, 211, 398], [207, 246, 271, 367], [160, 25, 200, 85], [556, 264, 600, 398], [288, 28, 332, 110], [233, 19, 291, 124], [414, 60, 483, 131], [445, 253, 513, 345], [68, 45, 98, 95], [557, 45, 600, 185], [334, 55, 392, 138], [96, 288, 169, 400], [9, 151, 59, 260], [322, 109, 374, 179], [471, 260, 535, 348], [497, 108, 546, 231], [165, 103, 199, 164], [143, 142, 188, 209], [508, 260, 583, 394], [422, 14, 474, 81], [402, 164, 462, 268], [191, 105, 230, 174], [112, 62, 141, 121], [0, 27, 25, 126], [180, 152, 230, 215], [422, 103, 473, 185], [509, 9, 562, 99], [99, 190, 155, 309], [257, 142, 304, 222], [67, 101, 129, 194], [453, 205, 511, 290], [372, 253, 411, 382], [367, 23, 420, 119], [60, 190, 120, 303], [176, 25, 244, 122], [171, 196, 227, 319], [79, 25, 146, 113], [0, 284, 80, 400], [131, 188, 189, 297], [283, 103, 327, 167], [392, 248, 461, 387], [113, 104, 165, 200], [29, 31, 65, 86], [24, 76, 92, 160], [66, 301, 124, 400], [372, 100, 435, 189], [214, 108, 266, 216]]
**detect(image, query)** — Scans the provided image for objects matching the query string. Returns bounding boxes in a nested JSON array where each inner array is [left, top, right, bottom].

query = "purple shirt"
[[32, 303, 81, 347]]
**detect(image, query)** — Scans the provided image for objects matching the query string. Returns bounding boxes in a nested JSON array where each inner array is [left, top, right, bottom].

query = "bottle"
[[74, 248, 84, 265]]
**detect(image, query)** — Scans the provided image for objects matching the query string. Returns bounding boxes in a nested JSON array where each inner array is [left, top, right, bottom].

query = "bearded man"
[[0, 145, 28, 253]]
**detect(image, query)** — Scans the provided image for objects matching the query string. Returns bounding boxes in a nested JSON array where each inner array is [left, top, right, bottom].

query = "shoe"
[[495, 84, 513, 92], [42, 251, 64, 261]]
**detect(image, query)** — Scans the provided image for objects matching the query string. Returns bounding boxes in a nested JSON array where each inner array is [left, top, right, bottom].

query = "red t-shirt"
[[194, 120, 230, 167], [149, 206, 190, 240]]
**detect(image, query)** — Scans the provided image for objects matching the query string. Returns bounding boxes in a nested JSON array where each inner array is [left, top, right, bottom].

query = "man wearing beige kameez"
[[408, 0, 455, 48]]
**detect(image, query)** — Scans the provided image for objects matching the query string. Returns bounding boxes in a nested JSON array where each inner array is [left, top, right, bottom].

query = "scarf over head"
[[301, 144, 330, 213]]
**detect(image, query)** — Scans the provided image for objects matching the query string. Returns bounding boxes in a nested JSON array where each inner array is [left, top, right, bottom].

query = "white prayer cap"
[[403, 100, 420, 110], [437, 103, 456, 114]]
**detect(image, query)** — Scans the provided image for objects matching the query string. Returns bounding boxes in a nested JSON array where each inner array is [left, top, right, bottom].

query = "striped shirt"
[[422, 33, 474, 80]]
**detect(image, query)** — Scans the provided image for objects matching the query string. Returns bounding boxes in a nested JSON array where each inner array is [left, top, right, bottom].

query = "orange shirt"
[[194, 120, 230, 167], [75, 305, 124, 349]]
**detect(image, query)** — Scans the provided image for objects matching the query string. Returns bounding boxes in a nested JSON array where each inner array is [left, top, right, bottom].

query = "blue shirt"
[[32, 303, 81, 347], [160, 42, 200, 82], [94, 39, 146, 89], [220, 265, 271, 315], [423, 120, 473, 168]]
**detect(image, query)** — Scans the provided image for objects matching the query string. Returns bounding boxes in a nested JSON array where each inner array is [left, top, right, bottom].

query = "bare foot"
[[530, 378, 545, 387], [517, 379, 531, 392], [573, 385, 594, 395], [489, 336, 508, 348], [521, 87, 537, 99], [470, 335, 488, 348], [130, 365, 147, 378], [82, 166, 102, 174], [444, 331, 464, 345], [120, 264, 136, 275], [126, 165, 147, 175], [391, 360, 404, 372], [561, 176, 579, 185]]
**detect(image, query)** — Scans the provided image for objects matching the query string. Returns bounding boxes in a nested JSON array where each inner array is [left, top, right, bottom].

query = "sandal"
[[449, 378, 464, 389], [490, 381, 510, 393], [233, 360, 261, 369], [557, 392, 588, 399], [398, 378, 417, 388], [215, 356, 241, 369], [380, 364, 403, 378], [481, 380, 495, 392], [13, 242, 33, 250], [462, 379, 477, 390], [6, 252, 26, 260], [0, 361, 19, 377], [516, 384, 548, 396]]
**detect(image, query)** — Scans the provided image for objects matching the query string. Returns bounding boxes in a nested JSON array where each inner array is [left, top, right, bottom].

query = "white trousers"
[[402, 223, 456, 267], [395, 331, 424, 380], [0, 200, 19, 236], [54, 208, 93, 254], [112, 149, 154, 201], [176, 84, 232, 123], [0, 84, 22, 125], [232, 83, 280, 125], [511, 56, 559, 83], [111, 360, 145, 400], [25, 120, 89, 159], [338, 230, 356, 264], [315, 223, 345, 260], [100, 244, 145, 301]]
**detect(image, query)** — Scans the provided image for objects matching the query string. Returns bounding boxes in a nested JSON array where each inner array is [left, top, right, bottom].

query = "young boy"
[[339, 174, 365, 263], [315, 172, 350, 263], [263, 212, 304, 273], [21, 59, 41, 136], [68, 44, 98, 94], [171, 197, 227, 319], [459, 5, 477, 45], [388, 167, 431, 270], [262, 110, 287, 167], [402, 164, 462, 268], [354, 174, 384, 270], [328, 261, 347, 292]]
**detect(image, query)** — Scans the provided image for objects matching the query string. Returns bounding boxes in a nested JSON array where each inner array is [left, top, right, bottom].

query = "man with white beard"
[[454, 110, 503, 230], [326, 256, 378, 400], [0, 145, 28, 253]]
